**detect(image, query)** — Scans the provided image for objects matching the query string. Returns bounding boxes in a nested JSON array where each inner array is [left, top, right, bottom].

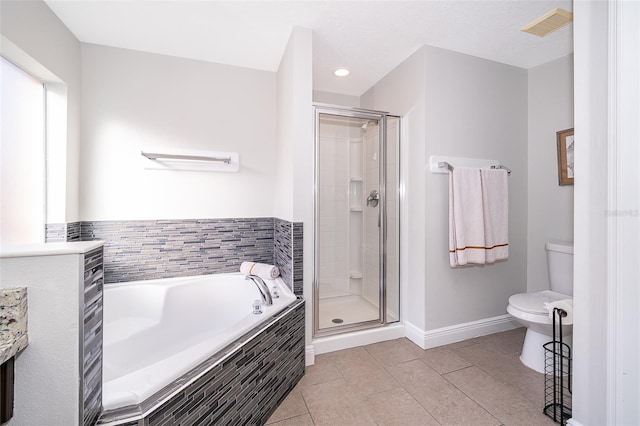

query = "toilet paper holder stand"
[[543, 308, 572, 425]]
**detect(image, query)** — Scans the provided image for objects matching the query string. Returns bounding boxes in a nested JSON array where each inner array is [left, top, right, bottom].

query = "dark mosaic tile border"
[[68, 221, 81, 241], [81, 218, 274, 283], [82, 247, 104, 426], [47, 218, 303, 290], [292, 222, 304, 295], [45, 223, 66, 242], [98, 298, 305, 426], [274, 218, 293, 291], [45, 221, 81, 242]]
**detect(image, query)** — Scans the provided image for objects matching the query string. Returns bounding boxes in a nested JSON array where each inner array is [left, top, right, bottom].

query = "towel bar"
[[141, 151, 232, 164], [437, 161, 511, 175]]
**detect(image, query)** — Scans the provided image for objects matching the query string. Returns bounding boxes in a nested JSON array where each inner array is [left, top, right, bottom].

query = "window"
[[0, 56, 46, 245]]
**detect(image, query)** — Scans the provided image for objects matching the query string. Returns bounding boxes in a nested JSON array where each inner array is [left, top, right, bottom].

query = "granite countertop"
[[0, 288, 28, 364]]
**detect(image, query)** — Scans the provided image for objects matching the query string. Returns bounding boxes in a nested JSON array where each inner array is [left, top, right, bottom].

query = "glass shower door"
[[314, 106, 394, 336]]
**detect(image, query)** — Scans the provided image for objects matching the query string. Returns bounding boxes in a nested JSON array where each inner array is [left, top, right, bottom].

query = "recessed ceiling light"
[[333, 68, 351, 77], [521, 8, 573, 37]]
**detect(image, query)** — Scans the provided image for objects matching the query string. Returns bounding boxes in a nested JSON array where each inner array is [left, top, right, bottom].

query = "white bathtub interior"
[[102, 273, 296, 412]]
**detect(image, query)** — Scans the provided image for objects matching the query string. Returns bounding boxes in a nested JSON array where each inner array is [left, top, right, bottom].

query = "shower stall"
[[314, 105, 400, 337]]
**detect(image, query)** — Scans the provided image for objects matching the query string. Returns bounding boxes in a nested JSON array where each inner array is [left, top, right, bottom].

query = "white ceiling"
[[44, 0, 573, 97]]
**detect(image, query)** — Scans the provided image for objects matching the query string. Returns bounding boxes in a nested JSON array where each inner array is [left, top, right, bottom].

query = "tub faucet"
[[246, 275, 273, 306]]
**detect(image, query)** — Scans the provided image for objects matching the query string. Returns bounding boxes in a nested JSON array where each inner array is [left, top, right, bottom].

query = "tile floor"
[[267, 328, 558, 426]]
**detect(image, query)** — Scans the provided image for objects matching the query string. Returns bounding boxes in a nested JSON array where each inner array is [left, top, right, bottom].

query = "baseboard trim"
[[566, 418, 584, 426], [305, 345, 315, 366], [405, 314, 520, 349]]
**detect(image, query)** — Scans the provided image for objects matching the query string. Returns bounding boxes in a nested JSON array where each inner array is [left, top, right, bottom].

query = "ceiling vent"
[[521, 8, 573, 37]]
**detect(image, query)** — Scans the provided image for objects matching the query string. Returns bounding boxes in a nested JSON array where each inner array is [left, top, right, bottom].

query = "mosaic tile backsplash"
[[45, 221, 81, 242], [47, 218, 303, 294]]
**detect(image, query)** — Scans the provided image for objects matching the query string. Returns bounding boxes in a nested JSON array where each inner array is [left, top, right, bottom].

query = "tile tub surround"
[[83, 247, 105, 426], [50, 218, 303, 291], [0, 288, 28, 364], [274, 219, 304, 295], [98, 298, 305, 426]]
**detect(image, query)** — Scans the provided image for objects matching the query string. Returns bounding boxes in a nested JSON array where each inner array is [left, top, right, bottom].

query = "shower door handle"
[[367, 190, 379, 207]]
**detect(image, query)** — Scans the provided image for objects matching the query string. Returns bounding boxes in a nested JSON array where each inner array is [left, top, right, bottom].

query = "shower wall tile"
[[81, 218, 274, 283]]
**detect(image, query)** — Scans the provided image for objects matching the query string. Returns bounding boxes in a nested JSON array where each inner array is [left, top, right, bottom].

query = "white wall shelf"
[[428, 155, 500, 174]]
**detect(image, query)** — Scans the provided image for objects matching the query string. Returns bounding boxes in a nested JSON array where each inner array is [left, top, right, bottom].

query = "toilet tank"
[[546, 241, 574, 296]]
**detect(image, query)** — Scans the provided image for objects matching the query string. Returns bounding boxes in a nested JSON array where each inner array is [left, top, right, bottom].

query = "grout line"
[[439, 366, 504, 424], [298, 390, 315, 425]]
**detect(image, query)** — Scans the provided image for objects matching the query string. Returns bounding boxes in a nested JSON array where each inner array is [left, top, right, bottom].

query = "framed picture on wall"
[[556, 128, 574, 186]]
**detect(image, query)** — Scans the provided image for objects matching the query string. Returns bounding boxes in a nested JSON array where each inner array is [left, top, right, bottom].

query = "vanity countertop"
[[0, 240, 104, 259], [0, 287, 28, 364]]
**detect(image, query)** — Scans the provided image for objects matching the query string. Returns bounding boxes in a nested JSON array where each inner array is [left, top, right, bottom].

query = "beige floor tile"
[[364, 387, 439, 426], [439, 338, 481, 351], [387, 359, 500, 425], [364, 338, 419, 366], [502, 327, 526, 341], [407, 379, 501, 425], [419, 347, 473, 374], [269, 330, 553, 426], [267, 413, 315, 426], [444, 366, 555, 426], [296, 362, 343, 388], [340, 363, 400, 397], [386, 358, 444, 389], [454, 341, 520, 375], [301, 378, 377, 426], [476, 333, 524, 356], [397, 337, 427, 354], [454, 343, 546, 407], [333, 351, 400, 397], [321, 346, 379, 372], [267, 391, 309, 424]]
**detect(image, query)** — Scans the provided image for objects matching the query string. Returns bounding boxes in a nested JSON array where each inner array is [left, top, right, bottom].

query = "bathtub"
[[101, 272, 297, 413]]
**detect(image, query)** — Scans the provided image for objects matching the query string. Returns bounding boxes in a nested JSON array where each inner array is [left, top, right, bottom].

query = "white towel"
[[480, 169, 509, 263], [449, 167, 509, 267], [240, 261, 280, 280], [449, 167, 485, 266], [546, 299, 574, 325]]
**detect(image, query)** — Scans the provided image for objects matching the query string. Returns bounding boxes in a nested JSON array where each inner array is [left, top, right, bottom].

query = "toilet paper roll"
[[240, 262, 280, 280], [547, 299, 573, 325]]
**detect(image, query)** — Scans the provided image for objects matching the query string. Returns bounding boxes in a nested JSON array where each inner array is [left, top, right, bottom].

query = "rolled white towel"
[[546, 299, 573, 325], [240, 261, 280, 280]]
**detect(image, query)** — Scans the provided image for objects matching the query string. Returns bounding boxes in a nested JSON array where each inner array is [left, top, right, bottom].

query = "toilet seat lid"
[[508, 290, 571, 315]]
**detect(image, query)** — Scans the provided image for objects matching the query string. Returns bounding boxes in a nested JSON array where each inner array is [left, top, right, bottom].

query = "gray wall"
[[361, 47, 428, 331], [313, 90, 360, 108], [527, 54, 574, 292], [362, 45, 528, 332], [423, 46, 528, 329]]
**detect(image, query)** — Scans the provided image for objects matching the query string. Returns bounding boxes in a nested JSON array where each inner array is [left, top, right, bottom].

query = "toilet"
[[507, 241, 573, 373]]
